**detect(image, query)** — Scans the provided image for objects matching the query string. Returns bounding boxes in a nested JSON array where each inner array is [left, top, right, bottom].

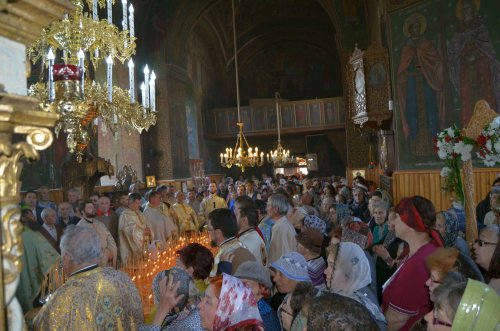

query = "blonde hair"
[[425, 247, 459, 280]]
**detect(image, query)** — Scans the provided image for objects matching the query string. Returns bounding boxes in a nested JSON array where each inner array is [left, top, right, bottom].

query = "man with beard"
[[96, 195, 119, 244], [207, 208, 255, 277], [76, 201, 117, 267], [143, 190, 177, 243], [119, 193, 153, 265], [199, 181, 227, 228], [172, 191, 198, 234]]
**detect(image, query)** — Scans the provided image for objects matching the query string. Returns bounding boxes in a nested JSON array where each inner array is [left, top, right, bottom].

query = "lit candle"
[[63, 14, 69, 62], [143, 65, 150, 108], [77, 49, 85, 95], [107, 0, 112, 23], [140, 82, 146, 107], [128, 59, 135, 103], [129, 4, 134, 38], [93, 0, 98, 20], [149, 70, 156, 112], [106, 55, 113, 102], [122, 0, 128, 30], [47, 48, 55, 102]]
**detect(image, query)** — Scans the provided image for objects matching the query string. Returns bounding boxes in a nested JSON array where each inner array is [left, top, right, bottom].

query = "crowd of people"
[[16, 173, 500, 330]]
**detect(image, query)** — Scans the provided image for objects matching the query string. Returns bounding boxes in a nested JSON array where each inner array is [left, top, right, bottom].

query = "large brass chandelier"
[[219, 0, 263, 172], [267, 92, 292, 167], [27, 0, 157, 162]]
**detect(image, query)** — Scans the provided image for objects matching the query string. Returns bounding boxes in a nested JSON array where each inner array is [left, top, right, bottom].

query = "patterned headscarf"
[[152, 267, 200, 326], [213, 274, 263, 331], [327, 242, 386, 325], [334, 203, 352, 225], [441, 211, 459, 247], [304, 215, 327, 235], [307, 293, 379, 331], [395, 197, 443, 246], [344, 221, 373, 249]]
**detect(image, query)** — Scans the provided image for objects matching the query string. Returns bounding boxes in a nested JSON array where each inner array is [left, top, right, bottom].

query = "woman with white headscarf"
[[324, 242, 387, 331]]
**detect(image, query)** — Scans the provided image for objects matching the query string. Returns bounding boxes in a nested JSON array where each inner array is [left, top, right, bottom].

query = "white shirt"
[[42, 223, 57, 240]]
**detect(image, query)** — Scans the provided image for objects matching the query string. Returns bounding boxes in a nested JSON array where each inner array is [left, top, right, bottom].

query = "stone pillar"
[[148, 63, 191, 180], [0, 93, 58, 330]]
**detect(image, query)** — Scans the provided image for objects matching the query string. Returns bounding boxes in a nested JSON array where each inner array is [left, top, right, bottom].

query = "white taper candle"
[[77, 49, 85, 95], [143, 65, 150, 108], [47, 48, 55, 102], [140, 82, 146, 107], [107, 0, 112, 23], [149, 70, 156, 112], [106, 55, 113, 102], [128, 59, 135, 103], [122, 0, 128, 30], [129, 4, 134, 38], [93, 0, 98, 21]]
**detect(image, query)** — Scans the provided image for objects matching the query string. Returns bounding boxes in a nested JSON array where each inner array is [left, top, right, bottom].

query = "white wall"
[[0, 36, 27, 95]]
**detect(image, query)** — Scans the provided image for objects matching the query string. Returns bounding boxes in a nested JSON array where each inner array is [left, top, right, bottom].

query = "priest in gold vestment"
[[119, 193, 153, 265], [34, 225, 144, 330], [172, 191, 199, 233]]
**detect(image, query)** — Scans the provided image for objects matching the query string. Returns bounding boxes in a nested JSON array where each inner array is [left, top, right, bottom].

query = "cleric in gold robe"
[[34, 225, 144, 330], [172, 191, 199, 233], [198, 182, 227, 227], [119, 193, 154, 265]]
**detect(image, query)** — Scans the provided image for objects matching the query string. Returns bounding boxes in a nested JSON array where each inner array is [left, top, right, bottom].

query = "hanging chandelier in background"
[[27, 0, 157, 163], [220, 0, 264, 172], [267, 92, 292, 167]]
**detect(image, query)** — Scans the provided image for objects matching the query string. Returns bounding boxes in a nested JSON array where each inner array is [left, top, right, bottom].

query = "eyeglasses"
[[433, 317, 452, 327], [475, 239, 498, 247], [429, 277, 442, 285]]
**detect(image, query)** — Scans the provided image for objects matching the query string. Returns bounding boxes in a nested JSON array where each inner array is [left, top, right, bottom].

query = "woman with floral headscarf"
[[434, 210, 469, 256], [198, 273, 264, 331], [324, 242, 387, 331], [341, 220, 377, 298], [381, 196, 443, 331]]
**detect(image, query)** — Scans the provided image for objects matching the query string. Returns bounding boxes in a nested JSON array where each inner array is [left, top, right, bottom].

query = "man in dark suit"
[[38, 208, 64, 254], [22, 190, 45, 225]]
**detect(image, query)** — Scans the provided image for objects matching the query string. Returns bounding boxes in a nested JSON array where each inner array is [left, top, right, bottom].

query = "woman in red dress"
[[382, 196, 443, 330]]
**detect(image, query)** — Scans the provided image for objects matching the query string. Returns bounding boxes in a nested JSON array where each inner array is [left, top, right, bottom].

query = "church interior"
[[1, 0, 498, 203], [0, 0, 499, 329]]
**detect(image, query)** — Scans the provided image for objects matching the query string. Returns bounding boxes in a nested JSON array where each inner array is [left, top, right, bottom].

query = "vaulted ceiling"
[[134, 0, 369, 107]]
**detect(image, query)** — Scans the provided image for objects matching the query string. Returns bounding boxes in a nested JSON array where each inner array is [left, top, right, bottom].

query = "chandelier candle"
[[62, 14, 69, 61], [77, 49, 85, 94], [129, 4, 134, 38], [27, 0, 157, 162], [106, 55, 113, 102], [122, 0, 128, 30], [140, 82, 145, 107], [92, 0, 98, 20], [47, 48, 55, 102], [143, 65, 150, 108], [149, 70, 156, 112], [128, 59, 135, 103], [107, 0, 112, 23]]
